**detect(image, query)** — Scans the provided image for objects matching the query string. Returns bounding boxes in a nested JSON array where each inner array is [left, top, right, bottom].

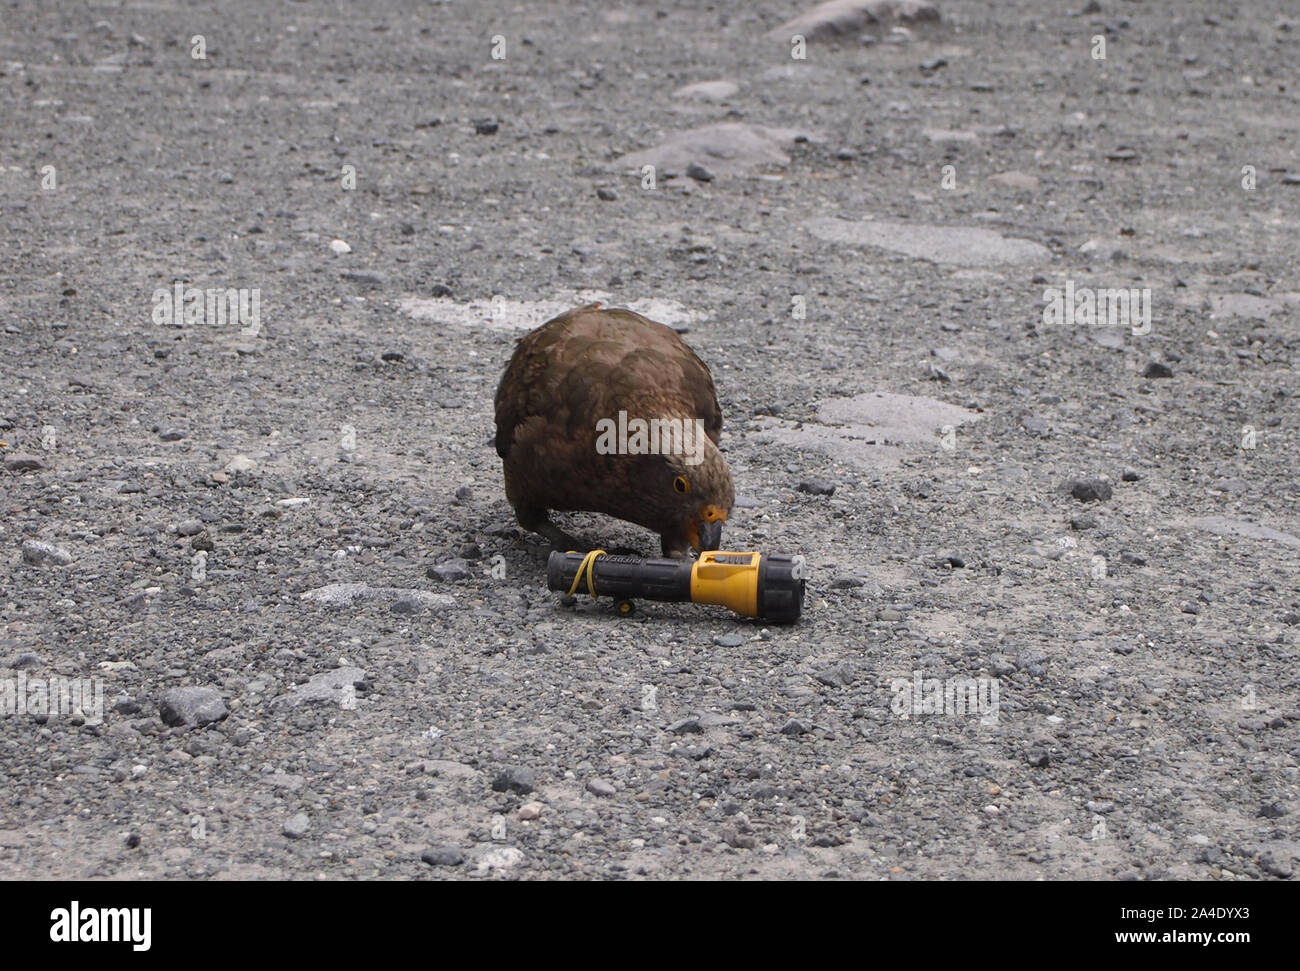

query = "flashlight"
[[546, 550, 807, 623]]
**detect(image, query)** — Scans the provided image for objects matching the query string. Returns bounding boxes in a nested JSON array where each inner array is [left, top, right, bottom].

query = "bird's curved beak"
[[695, 510, 725, 553], [697, 519, 723, 553]]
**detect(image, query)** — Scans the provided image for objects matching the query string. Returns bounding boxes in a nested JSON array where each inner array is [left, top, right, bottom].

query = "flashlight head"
[[756, 553, 807, 623]]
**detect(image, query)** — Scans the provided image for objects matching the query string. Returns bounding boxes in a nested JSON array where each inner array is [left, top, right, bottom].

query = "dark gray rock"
[[427, 559, 472, 582], [158, 687, 228, 728], [340, 270, 386, 285], [4, 454, 45, 472], [492, 766, 537, 795], [421, 846, 465, 866], [685, 162, 715, 183], [1064, 478, 1113, 502], [797, 478, 837, 496], [814, 662, 856, 687]]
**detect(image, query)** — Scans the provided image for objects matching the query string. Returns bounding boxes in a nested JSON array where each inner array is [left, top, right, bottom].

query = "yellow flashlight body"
[[690, 552, 761, 617]]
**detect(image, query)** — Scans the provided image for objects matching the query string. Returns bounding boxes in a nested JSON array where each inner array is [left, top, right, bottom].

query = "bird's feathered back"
[[495, 303, 722, 462]]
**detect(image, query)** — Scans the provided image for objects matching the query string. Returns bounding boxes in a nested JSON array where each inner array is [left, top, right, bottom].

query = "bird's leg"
[[518, 509, 585, 552], [536, 520, 586, 551]]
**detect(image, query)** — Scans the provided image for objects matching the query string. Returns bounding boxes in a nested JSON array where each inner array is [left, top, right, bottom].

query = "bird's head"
[[656, 440, 734, 556]]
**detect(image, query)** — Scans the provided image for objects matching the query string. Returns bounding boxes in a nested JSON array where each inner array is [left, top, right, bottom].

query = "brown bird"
[[494, 302, 734, 556]]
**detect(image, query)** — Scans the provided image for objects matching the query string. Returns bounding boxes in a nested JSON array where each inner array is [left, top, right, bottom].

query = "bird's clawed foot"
[[660, 539, 694, 559]]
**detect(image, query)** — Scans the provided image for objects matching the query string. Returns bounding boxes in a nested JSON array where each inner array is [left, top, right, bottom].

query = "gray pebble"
[[158, 687, 228, 728], [492, 766, 537, 794], [426, 559, 471, 582], [421, 846, 465, 866], [814, 663, 856, 687], [4, 454, 45, 472], [1259, 853, 1293, 878], [1064, 478, 1113, 502], [282, 813, 310, 839], [21, 540, 73, 566], [340, 270, 386, 285], [797, 478, 836, 496]]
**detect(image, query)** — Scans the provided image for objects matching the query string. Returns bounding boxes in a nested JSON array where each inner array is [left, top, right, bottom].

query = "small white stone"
[[276, 497, 310, 507], [476, 846, 524, 872], [518, 802, 543, 821], [329, 239, 352, 255]]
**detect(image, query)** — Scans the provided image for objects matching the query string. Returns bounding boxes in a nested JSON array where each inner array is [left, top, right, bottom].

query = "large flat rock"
[[1193, 517, 1300, 549], [400, 292, 702, 333], [671, 80, 740, 102], [617, 123, 813, 177], [752, 391, 980, 467], [806, 217, 1051, 266], [768, 0, 941, 42]]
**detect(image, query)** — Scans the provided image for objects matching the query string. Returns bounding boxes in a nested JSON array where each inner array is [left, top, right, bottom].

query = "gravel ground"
[[1, 0, 1298, 880]]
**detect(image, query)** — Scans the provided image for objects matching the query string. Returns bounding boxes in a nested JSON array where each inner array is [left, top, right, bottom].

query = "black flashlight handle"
[[547, 552, 693, 602]]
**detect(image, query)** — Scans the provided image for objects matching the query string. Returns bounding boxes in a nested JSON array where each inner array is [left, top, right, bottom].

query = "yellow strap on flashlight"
[[565, 549, 607, 599]]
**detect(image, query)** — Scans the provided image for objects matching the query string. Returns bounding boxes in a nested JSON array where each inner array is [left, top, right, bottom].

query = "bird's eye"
[[673, 475, 690, 494]]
